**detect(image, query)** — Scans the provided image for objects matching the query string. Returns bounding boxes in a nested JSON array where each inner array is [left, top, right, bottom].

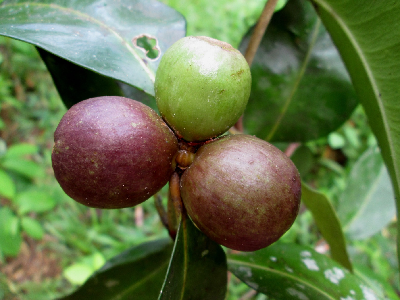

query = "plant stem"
[[238, 289, 258, 300], [134, 206, 144, 227], [284, 142, 301, 157], [234, 0, 279, 132], [154, 194, 169, 229], [244, 0, 279, 66]]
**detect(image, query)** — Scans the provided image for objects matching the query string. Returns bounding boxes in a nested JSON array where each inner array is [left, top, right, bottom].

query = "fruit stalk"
[[167, 172, 183, 239]]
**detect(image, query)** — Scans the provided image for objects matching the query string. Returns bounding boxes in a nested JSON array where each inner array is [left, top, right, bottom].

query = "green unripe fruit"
[[180, 134, 301, 251], [155, 36, 251, 142], [52, 96, 178, 209]]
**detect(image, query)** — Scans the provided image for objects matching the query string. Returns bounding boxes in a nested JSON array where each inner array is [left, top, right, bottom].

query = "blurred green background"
[[0, 0, 397, 299]]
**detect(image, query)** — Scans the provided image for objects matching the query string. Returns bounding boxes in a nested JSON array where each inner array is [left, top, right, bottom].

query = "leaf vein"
[[228, 258, 335, 300]]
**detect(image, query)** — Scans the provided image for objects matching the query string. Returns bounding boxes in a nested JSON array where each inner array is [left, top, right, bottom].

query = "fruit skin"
[[180, 134, 301, 251], [155, 36, 251, 142], [52, 96, 178, 209]]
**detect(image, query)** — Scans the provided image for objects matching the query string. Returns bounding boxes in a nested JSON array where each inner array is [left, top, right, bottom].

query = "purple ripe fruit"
[[52, 96, 178, 209], [180, 134, 301, 251]]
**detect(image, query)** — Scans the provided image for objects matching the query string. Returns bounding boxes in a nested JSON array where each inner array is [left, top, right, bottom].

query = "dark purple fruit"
[[180, 134, 301, 251], [52, 96, 178, 209]]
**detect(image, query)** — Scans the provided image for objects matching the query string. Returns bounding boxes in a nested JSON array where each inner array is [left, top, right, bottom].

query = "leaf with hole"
[[240, 0, 357, 142], [228, 242, 377, 300], [0, 0, 186, 96], [158, 212, 227, 300], [38, 46, 159, 109]]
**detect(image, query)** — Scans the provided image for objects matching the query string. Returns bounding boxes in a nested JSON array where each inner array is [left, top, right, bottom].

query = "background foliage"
[[0, 0, 398, 299]]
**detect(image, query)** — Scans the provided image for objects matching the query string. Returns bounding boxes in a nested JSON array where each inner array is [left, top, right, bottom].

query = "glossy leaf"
[[118, 81, 159, 112], [301, 183, 352, 271], [338, 146, 395, 240], [354, 264, 400, 300], [310, 0, 400, 267], [228, 243, 378, 300], [0, 0, 186, 96], [0, 207, 22, 257], [158, 212, 227, 300], [38, 47, 160, 109], [240, 0, 357, 142], [61, 239, 173, 300], [0, 169, 15, 199], [37, 48, 124, 109]]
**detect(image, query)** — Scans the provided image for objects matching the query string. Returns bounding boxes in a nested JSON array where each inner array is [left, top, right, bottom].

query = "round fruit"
[[155, 36, 251, 142], [180, 134, 301, 251], [52, 96, 178, 209]]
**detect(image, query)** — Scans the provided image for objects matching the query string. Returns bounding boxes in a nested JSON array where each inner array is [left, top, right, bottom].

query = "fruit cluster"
[[52, 36, 301, 251]]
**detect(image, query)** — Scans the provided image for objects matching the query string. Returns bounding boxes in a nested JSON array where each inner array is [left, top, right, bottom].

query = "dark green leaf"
[[0, 0, 186, 96], [159, 212, 227, 300], [302, 182, 352, 271], [0, 207, 22, 257], [119, 81, 159, 113], [0, 169, 15, 199], [290, 145, 315, 178], [338, 146, 395, 240], [62, 239, 173, 300], [310, 0, 400, 269], [228, 243, 378, 300], [14, 188, 57, 214], [240, 0, 357, 142], [38, 47, 159, 109], [37, 48, 124, 109]]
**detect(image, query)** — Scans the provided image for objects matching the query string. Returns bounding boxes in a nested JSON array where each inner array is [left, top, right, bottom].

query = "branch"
[[234, 0, 279, 132], [244, 0, 279, 66]]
